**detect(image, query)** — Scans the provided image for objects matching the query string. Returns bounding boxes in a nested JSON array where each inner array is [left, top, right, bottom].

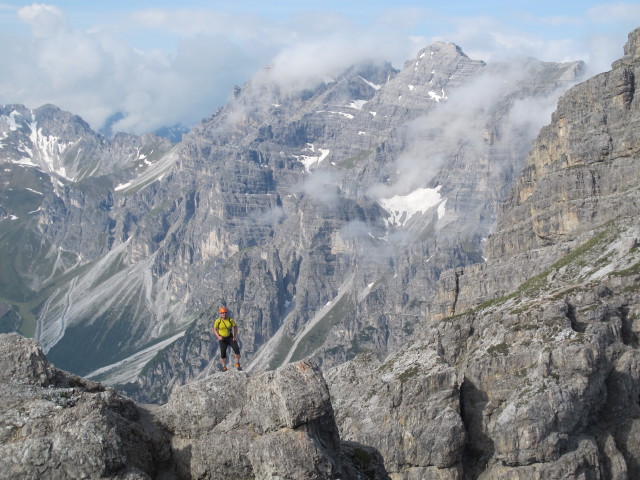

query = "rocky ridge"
[[0, 333, 386, 479]]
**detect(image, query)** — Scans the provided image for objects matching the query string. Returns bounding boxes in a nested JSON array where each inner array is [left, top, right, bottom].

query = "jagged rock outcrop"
[[0, 333, 158, 479], [0, 333, 387, 479], [158, 360, 343, 479], [326, 344, 466, 479]]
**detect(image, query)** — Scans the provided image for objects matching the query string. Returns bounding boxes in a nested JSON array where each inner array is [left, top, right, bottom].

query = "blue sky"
[[1, 1, 639, 134]]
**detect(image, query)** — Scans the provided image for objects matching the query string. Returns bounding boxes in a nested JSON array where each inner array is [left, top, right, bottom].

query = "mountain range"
[[1, 25, 640, 479], [2, 39, 584, 398]]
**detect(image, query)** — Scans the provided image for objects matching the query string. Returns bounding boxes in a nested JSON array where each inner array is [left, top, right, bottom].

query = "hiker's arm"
[[213, 321, 222, 340], [233, 325, 238, 339]]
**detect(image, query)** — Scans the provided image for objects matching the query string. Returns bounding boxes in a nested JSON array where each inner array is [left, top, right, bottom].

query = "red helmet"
[[219, 307, 228, 313]]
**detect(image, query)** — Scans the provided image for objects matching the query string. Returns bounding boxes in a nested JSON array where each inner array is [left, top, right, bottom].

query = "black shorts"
[[218, 336, 240, 359]]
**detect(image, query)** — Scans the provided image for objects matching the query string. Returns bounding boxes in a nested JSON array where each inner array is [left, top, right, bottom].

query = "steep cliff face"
[[487, 37, 640, 260], [328, 27, 640, 480]]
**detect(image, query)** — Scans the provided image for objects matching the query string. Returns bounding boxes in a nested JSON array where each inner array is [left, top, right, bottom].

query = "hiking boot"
[[235, 363, 242, 371], [222, 366, 228, 372]]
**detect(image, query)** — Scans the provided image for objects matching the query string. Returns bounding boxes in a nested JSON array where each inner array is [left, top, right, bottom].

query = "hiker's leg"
[[219, 338, 229, 367], [231, 340, 241, 366]]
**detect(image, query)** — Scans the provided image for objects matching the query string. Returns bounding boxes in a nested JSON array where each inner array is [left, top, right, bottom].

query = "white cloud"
[[428, 6, 637, 76], [0, 5, 266, 134], [0, 4, 413, 134], [17, 4, 68, 38], [252, 206, 286, 226], [297, 170, 342, 206], [370, 58, 576, 200], [587, 3, 640, 23], [129, 8, 285, 45], [0, 3, 636, 135]]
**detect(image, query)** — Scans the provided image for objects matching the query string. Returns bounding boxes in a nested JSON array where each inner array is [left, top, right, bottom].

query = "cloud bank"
[[1, 4, 265, 134], [370, 59, 576, 200], [0, 3, 638, 135]]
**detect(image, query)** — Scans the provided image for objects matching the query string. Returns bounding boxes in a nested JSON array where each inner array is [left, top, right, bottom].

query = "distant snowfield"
[[296, 143, 330, 171], [347, 99, 368, 110], [1, 110, 21, 131], [28, 121, 75, 181], [380, 186, 445, 226]]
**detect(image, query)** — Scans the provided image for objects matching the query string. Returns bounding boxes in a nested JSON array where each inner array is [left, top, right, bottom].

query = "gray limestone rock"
[[326, 344, 466, 478], [0, 334, 157, 480], [159, 359, 343, 479], [0, 333, 385, 479]]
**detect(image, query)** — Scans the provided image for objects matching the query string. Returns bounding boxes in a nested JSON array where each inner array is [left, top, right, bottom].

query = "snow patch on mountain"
[[437, 199, 447, 219], [0, 110, 22, 132], [358, 76, 382, 90], [429, 90, 448, 102], [319, 110, 355, 119], [348, 100, 368, 110], [296, 143, 330, 171], [26, 121, 76, 180], [380, 186, 445, 227]]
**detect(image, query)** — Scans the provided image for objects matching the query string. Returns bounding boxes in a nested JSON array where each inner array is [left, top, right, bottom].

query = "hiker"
[[213, 306, 242, 371]]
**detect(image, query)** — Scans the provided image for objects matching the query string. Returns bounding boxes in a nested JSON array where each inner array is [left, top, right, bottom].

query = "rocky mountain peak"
[[614, 26, 640, 67], [412, 40, 470, 62]]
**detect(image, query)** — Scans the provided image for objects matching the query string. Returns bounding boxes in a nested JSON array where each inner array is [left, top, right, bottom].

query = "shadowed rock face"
[[326, 345, 466, 479], [0, 333, 388, 479], [0, 334, 156, 480]]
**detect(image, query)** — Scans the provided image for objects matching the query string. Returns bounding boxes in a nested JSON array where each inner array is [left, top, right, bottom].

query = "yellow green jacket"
[[214, 317, 236, 337]]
